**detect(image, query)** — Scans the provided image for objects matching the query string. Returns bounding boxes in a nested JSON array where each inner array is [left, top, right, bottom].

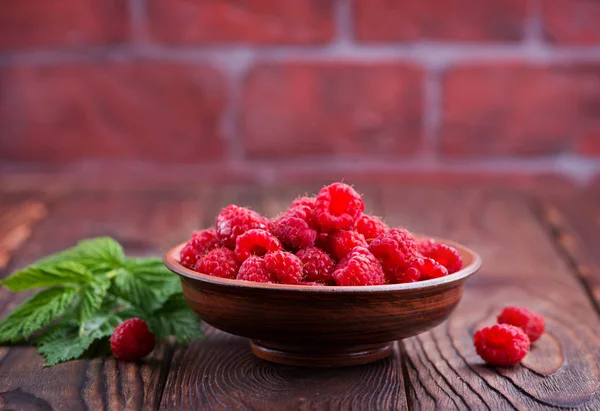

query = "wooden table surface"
[[1, 182, 599, 410]]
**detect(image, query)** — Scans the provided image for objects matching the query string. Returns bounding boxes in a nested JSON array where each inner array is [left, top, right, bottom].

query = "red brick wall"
[[1, 0, 599, 185]]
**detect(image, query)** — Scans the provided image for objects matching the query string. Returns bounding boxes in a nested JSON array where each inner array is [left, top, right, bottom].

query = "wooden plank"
[[380, 186, 600, 409], [0, 189, 209, 410], [160, 184, 409, 410], [538, 191, 600, 309]]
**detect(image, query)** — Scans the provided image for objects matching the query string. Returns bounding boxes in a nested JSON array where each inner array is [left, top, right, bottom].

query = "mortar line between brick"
[[3, 44, 600, 66], [523, 0, 544, 46], [333, 0, 353, 46], [128, 0, 150, 43]]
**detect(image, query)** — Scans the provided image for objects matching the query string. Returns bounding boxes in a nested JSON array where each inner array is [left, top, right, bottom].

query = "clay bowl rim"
[[164, 235, 482, 293]]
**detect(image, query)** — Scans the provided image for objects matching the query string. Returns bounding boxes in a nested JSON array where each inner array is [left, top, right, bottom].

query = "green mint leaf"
[[77, 275, 111, 328], [124, 258, 181, 301], [36, 312, 121, 366], [34, 237, 124, 274], [148, 293, 203, 344], [0, 287, 78, 343], [0, 261, 93, 292], [112, 259, 181, 314]]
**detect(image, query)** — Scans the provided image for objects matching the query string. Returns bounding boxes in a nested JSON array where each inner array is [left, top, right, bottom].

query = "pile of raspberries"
[[179, 182, 463, 286]]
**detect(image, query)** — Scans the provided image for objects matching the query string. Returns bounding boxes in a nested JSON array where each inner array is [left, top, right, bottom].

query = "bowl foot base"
[[250, 340, 394, 367]]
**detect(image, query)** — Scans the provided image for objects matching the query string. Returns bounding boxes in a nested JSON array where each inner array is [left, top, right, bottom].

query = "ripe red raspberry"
[[418, 239, 463, 274], [110, 318, 156, 361], [315, 183, 364, 233], [296, 246, 335, 284], [215, 205, 269, 249], [284, 204, 318, 229], [356, 215, 388, 244], [330, 231, 368, 261], [179, 229, 220, 269], [497, 307, 545, 343], [271, 216, 317, 250], [290, 196, 316, 210], [237, 256, 275, 283], [333, 246, 385, 286], [369, 228, 419, 282], [408, 256, 448, 281], [265, 251, 303, 284], [195, 247, 240, 279], [474, 324, 530, 366], [235, 229, 281, 262]]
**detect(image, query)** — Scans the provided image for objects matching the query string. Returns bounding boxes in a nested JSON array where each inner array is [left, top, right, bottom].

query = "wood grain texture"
[[0, 189, 209, 410], [160, 184, 409, 409], [381, 186, 600, 409], [538, 190, 600, 309]]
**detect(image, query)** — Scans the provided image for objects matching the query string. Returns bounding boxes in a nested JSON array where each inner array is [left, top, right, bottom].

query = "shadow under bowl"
[[164, 236, 481, 367]]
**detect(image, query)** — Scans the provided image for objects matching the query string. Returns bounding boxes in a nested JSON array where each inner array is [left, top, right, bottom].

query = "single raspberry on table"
[[110, 318, 156, 361], [497, 307, 545, 343], [474, 324, 530, 366], [215, 205, 269, 249], [296, 246, 335, 284], [356, 215, 388, 244], [418, 239, 463, 274], [333, 246, 385, 286], [265, 251, 304, 284], [315, 183, 364, 233], [179, 229, 220, 269], [237, 256, 275, 283], [235, 229, 281, 262], [408, 257, 448, 281], [330, 231, 368, 261], [271, 216, 317, 250], [369, 228, 419, 283], [195, 247, 240, 279], [290, 196, 316, 210]]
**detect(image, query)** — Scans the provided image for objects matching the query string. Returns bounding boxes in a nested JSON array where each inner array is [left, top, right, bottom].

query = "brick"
[[0, 0, 128, 50], [147, 0, 334, 44], [578, 132, 600, 156], [441, 64, 600, 157], [541, 0, 600, 44], [241, 63, 424, 159], [353, 0, 527, 42], [0, 62, 226, 164]]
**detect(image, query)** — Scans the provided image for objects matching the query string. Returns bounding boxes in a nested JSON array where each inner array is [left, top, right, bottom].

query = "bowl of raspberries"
[[165, 183, 481, 366]]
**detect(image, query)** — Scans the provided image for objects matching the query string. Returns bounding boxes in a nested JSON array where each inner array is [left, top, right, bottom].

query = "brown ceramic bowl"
[[164, 237, 481, 367]]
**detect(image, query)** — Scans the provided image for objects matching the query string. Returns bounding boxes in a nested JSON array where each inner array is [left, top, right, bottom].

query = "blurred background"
[[0, 0, 599, 188]]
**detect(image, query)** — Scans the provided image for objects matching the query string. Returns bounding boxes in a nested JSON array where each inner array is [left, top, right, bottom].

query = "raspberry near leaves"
[[497, 306, 545, 343], [195, 247, 240, 279], [315, 183, 365, 233], [110, 318, 156, 361], [333, 246, 385, 286], [215, 205, 269, 249], [179, 229, 220, 269], [237, 256, 275, 283], [296, 246, 335, 284], [474, 324, 530, 366], [235, 229, 281, 262], [265, 251, 304, 284]]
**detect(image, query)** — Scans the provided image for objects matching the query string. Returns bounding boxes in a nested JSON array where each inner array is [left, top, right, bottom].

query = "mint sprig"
[[0, 237, 203, 366]]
